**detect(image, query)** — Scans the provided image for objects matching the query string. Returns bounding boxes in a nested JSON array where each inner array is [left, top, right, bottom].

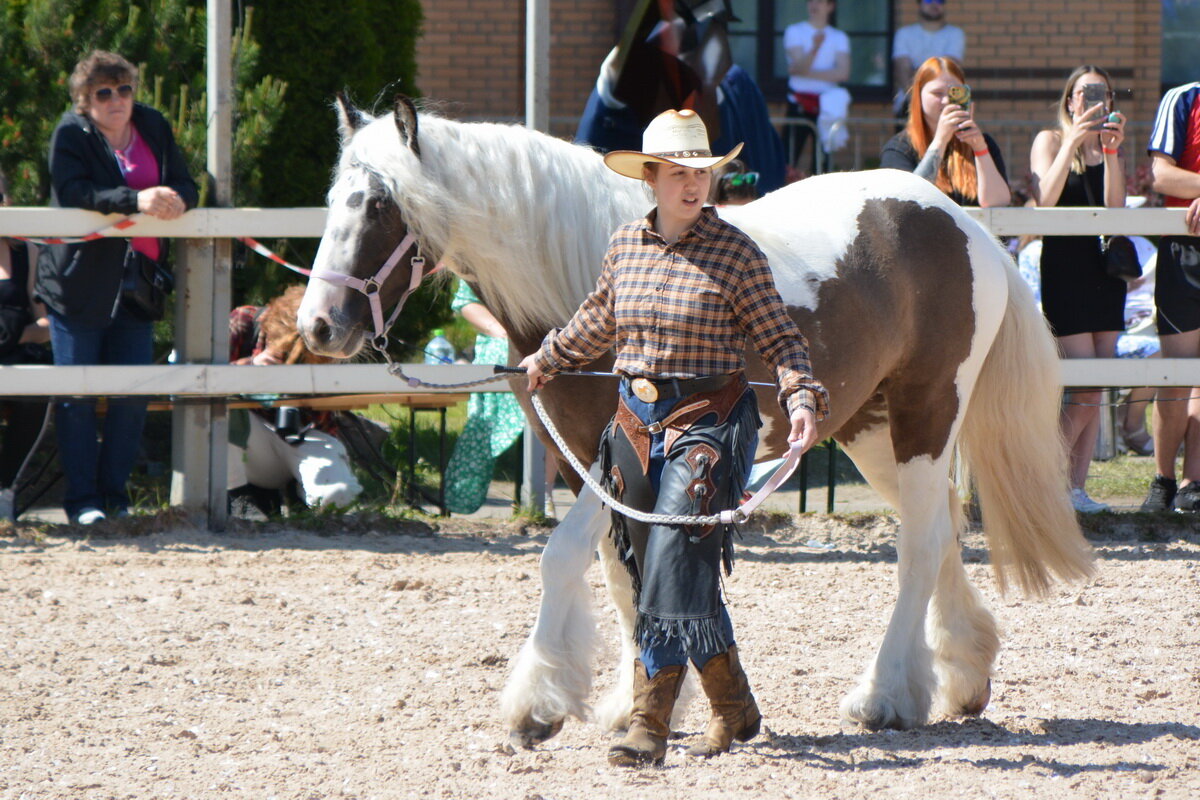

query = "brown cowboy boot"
[[686, 645, 762, 757], [607, 660, 687, 767]]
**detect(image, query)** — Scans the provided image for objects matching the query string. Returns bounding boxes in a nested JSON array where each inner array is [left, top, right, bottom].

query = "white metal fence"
[[1, 205, 1197, 527]]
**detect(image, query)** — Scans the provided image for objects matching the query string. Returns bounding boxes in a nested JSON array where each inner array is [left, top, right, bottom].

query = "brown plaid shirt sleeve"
[[534, 208, 829, 420], [533, 253, 617, 374]]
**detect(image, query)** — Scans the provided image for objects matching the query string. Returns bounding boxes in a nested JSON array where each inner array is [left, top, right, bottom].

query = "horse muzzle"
[[298, 299, 367, 359]]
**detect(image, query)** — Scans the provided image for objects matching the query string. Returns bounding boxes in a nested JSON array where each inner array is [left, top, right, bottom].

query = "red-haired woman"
[[880, 56, 1011, 207]]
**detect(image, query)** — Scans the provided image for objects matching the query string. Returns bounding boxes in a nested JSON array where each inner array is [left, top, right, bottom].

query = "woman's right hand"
[[518, 352, 551, 392], [1187, 197, 1200, 236], [137, 186, 186, 220], [1065, 103, 1106, 149], [932, 103, 970, 151]]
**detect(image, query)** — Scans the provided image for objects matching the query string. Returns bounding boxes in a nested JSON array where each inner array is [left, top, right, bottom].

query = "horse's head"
[[299, 93, 425, 358]]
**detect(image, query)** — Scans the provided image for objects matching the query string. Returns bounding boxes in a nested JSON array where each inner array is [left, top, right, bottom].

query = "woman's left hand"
[[249, 350, 283, 366], [1100, 110, 1126, 152], [787, 408, 819, 454], [138, 186, 186, 220]]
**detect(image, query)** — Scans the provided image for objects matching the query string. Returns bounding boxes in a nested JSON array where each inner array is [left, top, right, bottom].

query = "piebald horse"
[[298, 96, 1093, 743]]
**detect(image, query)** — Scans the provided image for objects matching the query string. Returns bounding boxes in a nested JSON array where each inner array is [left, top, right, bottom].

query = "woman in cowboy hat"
[[519, 108, 828, 766]]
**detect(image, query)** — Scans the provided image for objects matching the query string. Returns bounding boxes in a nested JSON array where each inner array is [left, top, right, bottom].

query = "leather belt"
[[622, 373, 735, 403]]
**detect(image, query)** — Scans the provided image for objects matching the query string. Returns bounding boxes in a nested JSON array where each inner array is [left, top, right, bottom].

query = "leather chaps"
[[600, 376, 759, 654]]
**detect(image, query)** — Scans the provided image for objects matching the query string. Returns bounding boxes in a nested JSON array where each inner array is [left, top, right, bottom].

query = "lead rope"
[[385, 360, 805, 526], [529, 393, 804, 526]]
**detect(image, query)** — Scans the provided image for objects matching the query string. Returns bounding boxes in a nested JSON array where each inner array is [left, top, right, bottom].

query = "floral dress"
[[443, 281, 525, 513]]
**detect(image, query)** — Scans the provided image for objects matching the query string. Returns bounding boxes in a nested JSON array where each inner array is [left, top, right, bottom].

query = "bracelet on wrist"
[[973, 149, 990, 158], [1102, 147, 1119, 155]]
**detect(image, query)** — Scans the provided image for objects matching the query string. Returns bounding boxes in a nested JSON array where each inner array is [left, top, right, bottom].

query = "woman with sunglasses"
[[1029, 65, 1127, 514], [37, 50, 198, 525]]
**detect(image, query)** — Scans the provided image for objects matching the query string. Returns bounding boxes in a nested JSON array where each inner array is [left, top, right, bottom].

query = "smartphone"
[[1082, 83, 1110, 128], [947, 84, 971, 109]]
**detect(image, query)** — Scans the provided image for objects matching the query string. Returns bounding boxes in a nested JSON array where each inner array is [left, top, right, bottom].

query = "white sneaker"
[[0, 488, 14, 522], [74, 508, 107, 525], [1070, 488, 1109, 514]]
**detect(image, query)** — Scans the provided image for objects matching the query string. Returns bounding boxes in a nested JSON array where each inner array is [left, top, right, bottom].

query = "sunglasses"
[[93, 84, 134, 103], [726, 172, 759, 187]]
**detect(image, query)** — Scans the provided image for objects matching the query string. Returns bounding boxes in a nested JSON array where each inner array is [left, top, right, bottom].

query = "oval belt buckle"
[[630, 377, 659, 403]]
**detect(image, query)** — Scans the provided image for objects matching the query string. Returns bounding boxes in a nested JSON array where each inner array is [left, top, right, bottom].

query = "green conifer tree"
[[0, 0, 285, 207]]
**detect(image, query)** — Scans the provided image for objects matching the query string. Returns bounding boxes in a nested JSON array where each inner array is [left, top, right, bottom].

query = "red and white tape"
[[15, 214, 326, 281], [13, 215, 141, 246], [237, 235, 312, 277]]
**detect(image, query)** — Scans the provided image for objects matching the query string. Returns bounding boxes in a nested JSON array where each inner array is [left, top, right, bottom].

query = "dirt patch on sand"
[[0, 513, 1197, 799]]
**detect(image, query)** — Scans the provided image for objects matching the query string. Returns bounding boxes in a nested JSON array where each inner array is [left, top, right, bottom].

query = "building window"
[[728, 0, 893, 101], [1163, 0, 1200, 91]]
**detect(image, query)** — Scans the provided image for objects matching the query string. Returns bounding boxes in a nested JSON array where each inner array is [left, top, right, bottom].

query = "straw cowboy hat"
[[604, 109, 744, 179]]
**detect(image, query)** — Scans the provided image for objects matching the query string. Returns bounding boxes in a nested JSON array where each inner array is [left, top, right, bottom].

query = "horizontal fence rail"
[[0, 360, 1194, 396], [0, 364, 510, 395], [0, 205, 1196, 240]]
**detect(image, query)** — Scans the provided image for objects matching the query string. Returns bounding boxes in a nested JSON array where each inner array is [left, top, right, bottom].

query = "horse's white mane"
[[340, 110, 648, 333]]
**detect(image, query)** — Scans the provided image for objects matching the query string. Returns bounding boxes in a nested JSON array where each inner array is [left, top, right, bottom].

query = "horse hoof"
[[509, 717, 565, 750], [843, 694, 919, 731], [960, 679, 992, 717]]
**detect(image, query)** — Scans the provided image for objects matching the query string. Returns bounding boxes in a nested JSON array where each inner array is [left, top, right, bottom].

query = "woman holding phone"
[[1029, 65, 1127, 513], [880, 56, 1011, 207]]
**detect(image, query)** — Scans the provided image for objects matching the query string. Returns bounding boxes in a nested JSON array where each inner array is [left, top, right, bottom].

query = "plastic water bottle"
[[424, 329, 455, 365]]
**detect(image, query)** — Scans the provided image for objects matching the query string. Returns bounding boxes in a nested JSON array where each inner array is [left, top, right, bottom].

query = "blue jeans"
[[618, 381, 758, 675], [49, 311, 153, 518]]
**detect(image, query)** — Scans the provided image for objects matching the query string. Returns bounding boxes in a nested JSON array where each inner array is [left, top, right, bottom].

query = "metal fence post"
[[521, 425, 547, 513]]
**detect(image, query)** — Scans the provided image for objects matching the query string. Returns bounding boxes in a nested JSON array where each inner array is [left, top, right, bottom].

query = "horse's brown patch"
[[748, 198, 975, 465], [836, 392, 888, 446]]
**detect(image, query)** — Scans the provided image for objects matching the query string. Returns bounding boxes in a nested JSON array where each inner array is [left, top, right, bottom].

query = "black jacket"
[[36, 103, 199, 325]]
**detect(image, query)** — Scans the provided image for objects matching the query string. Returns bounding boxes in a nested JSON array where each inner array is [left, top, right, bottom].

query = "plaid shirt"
[[535, 207, 829, 419], [229, 305, 266, 361]]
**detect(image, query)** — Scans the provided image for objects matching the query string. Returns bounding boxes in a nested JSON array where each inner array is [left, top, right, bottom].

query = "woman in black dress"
[[1029, 65, 1127, 513]]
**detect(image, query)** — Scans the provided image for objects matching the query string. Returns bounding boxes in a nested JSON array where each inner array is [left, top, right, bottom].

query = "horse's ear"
[[393, 95, 421, 158], [335, 91, 370, 146]]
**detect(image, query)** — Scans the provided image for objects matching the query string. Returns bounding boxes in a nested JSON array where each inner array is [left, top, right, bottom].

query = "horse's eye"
[[345, 191, 365, 209]]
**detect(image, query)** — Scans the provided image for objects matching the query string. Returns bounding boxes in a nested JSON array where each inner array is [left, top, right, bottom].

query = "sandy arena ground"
[[1, 512, 1198, 800]]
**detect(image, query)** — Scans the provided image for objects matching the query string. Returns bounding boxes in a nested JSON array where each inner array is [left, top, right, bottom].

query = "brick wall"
[[416, 0, 617, 136], [416, 1, 1164, 180], [881, 0, 1163, 183]]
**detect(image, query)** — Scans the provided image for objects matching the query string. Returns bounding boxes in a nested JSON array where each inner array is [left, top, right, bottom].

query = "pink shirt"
[[112, 126, 160, 261]]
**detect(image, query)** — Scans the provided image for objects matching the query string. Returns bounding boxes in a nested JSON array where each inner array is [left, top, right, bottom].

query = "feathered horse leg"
[[500, 474, 609, 748]]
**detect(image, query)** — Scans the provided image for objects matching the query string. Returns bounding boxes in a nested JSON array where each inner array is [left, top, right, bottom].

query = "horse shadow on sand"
[[752, 716, 1200, 776]]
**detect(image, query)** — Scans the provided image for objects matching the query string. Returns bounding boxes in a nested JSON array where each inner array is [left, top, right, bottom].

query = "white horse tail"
[[959, 264, 1095, 597]]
